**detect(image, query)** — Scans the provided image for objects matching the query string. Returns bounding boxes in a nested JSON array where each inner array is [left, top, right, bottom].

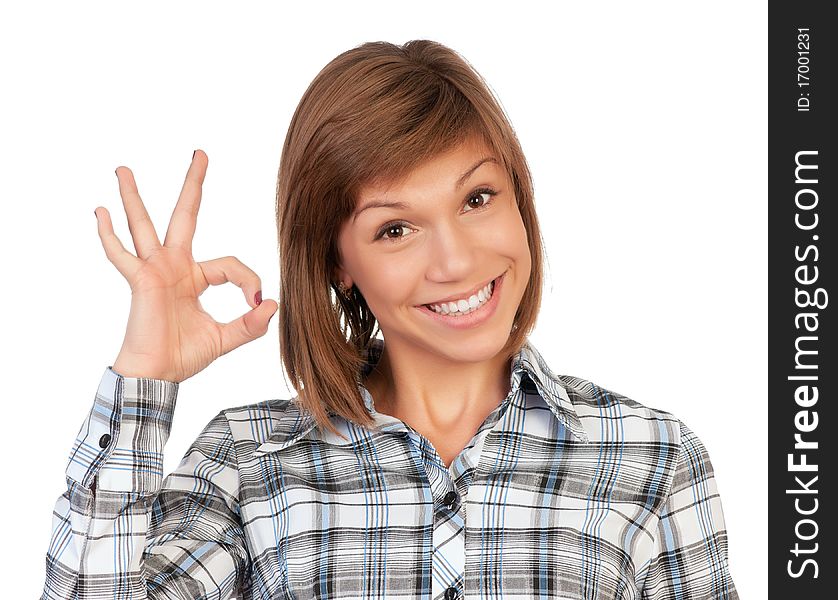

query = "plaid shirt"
[[43, 338, 738, 599]]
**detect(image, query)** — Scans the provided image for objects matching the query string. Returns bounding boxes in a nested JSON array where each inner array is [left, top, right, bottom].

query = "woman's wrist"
[[112, 354, 174, 381]]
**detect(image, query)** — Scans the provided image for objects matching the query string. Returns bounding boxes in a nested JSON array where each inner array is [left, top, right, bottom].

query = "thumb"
[[219, 299, 278, 356]]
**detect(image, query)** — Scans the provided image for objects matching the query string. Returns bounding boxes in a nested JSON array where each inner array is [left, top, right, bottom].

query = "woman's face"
[[334, 135, 532, 365]]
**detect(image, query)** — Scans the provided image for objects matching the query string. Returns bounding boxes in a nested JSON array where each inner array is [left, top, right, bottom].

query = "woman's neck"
[[362, 339, 512, 433]]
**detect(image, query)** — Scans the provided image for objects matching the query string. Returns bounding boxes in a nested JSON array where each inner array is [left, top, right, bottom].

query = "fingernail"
[[192, 150, 197, 160], [93, 209, 98, 220], [254, 291, 262, 306]]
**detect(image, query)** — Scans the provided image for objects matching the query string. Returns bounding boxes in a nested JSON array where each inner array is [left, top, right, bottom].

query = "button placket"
[[404, 428, 466, 599], [442, 490, 458, 509]]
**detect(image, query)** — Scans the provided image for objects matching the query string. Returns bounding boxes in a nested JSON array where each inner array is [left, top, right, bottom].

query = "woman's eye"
[[463, 189, 496, 212], [374, 187, 497, 243], [376, 222, 416, 242]]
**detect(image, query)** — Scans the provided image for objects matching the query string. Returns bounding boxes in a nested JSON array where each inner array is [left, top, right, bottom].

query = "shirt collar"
[[253, 337, 588, 456]]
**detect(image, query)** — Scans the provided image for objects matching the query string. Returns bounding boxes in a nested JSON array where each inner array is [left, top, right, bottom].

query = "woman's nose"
[[424, 222, 481, 281]]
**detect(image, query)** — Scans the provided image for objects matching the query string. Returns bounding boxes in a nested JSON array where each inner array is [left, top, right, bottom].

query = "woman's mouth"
[[415, 271, 506, 329]]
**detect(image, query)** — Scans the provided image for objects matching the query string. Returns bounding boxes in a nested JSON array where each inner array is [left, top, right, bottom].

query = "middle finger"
[[164, 149, 208, 252]]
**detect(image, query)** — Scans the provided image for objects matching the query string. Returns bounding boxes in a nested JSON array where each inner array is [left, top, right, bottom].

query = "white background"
[[1, 1, 765, 597]]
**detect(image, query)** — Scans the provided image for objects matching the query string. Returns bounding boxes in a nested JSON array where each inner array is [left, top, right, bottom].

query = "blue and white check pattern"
[[43, 337, 738, 599]]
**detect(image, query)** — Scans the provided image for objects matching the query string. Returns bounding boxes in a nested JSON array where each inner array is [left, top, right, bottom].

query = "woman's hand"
[[95, 150, 278, 383]]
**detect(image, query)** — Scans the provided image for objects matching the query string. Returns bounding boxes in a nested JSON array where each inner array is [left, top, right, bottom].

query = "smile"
[[424, 278, 495, 315], [415, 271, 506, 329]]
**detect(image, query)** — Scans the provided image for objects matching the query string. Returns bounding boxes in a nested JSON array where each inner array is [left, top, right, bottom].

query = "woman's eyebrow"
[[352, 157, 498, 223]]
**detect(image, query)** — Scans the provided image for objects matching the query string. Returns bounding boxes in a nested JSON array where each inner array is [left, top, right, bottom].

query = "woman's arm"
[[639, 420, 739, 600], [42, 367, 249, 599]]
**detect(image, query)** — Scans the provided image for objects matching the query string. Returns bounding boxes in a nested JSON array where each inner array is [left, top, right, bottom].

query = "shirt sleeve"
[[42, 367, 250, 600], [640, 420, 739, 600]]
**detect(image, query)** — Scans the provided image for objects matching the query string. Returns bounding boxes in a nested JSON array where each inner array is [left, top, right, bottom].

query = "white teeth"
[[427, 279, 496, 316]]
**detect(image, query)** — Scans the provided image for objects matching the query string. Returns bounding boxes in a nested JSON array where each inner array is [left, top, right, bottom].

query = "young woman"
[[43, 40, 738, 599]]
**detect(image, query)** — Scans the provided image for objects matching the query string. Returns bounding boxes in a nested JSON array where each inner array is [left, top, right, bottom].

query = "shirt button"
[[442, 490, 458, 507], [98, 433, 112, 449], [444, 586, 459, 600]]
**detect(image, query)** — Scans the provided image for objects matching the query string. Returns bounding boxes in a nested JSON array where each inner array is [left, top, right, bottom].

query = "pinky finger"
[[94, 206, 141, 280]]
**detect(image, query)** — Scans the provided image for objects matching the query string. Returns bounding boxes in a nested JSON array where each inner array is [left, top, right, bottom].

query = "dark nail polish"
[[255, 291, 262, 305], [192, 150, 197, 160]]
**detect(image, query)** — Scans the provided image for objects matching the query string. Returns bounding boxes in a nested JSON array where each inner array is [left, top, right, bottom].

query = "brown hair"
[[276, 40, 544, 440]]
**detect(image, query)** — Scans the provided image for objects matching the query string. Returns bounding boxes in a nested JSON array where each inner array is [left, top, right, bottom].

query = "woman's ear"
[[332, 265, 353, 290]]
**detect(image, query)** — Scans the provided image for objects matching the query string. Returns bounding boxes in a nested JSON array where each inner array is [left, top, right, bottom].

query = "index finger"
[[164, 149, 208, 251]]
